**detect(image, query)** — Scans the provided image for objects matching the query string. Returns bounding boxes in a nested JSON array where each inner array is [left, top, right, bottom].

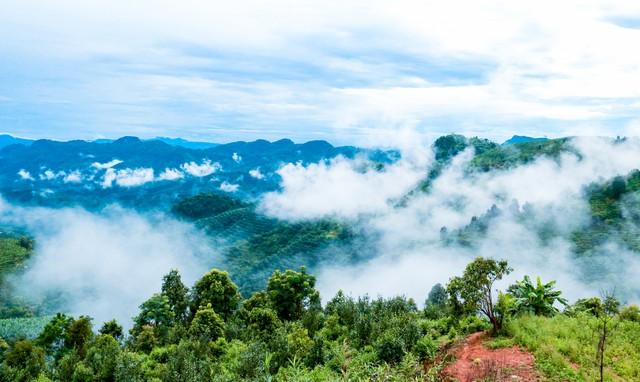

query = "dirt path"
[[441, 332, 539, 382]]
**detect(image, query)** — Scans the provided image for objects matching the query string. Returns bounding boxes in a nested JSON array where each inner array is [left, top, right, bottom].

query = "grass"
[[502, 314, 640, 381]]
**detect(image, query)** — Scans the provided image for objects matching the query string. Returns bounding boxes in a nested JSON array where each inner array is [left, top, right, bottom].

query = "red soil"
[[442, 332, 539, 382]]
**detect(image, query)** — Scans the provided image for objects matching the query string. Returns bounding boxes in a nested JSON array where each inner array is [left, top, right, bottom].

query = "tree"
[[190, 269, 241, 320], [189, 305, 225, 343], [37, 313, 73, 359], [65, 316, 93, 359], [507, 276, 568, 316], [2, 340, 45, 382], [447, 257, 512, 333], [425, 283, 447, 318], [99, 320, 124, 341], [132, 293, 174, 344], [267, 267, 320, 321], [162, 269, 189, 324], [84, 334, 120, 382], [595, 292, 620, 382]]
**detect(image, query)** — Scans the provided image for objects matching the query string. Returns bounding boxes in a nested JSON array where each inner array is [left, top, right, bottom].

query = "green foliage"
[[506, 313, 640, 381], [507, 275, 568, 316], [619, 304, 640, 322], [1, 339, 45, 382], [471, 138, 572, 171], [161, 270, 189, 324], [99, 319, 123, 341], [132, 293, 174, 346], [188, 305, 225, 343], [171, 192, 245, 220], [190, 269, 241, 320], [267, 267, 320, 321], [447, 257, 512, 333], [16, 258, 640, 382], [83, 334, 120, 382]]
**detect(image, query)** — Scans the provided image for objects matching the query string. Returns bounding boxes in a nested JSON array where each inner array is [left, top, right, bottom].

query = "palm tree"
[[507, 276, 568, 316]]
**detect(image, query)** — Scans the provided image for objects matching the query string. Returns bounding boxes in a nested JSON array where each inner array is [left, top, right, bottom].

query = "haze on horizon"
[[3, 1, 640, 145]]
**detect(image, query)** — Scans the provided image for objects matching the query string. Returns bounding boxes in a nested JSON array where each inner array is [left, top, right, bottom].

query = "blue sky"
[[2, 1, 640, 145]]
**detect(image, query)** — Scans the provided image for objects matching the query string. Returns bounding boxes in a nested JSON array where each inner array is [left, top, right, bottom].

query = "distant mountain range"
[[0, 134, 220, 150], [502, 135, 548, 145], [0, 135, 391, 209]]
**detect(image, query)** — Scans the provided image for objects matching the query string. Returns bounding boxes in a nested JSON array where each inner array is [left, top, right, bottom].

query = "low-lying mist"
[[0, 200, 214, 326], [261, 136, 640, 305]]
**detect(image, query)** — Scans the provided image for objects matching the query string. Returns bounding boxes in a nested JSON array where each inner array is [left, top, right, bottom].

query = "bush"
[[619, 305, 640, 322], [415, 335, 438, 361], [374, 331, 405, 364], [459, 315, 491, 334]]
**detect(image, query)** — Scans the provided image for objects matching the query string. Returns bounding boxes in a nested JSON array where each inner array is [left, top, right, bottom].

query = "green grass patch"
[[505, 314, 640, 381]]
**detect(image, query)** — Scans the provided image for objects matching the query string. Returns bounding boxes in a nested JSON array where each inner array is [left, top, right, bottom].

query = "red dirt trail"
[[442, 332, 539, 382]]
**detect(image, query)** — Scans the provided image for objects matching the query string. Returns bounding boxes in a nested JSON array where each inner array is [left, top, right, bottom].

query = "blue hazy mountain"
[[0, 134, 33, 149], [502, 135, 548, 145], [92, 136, 220, 149], [0, 136, 384, 209]]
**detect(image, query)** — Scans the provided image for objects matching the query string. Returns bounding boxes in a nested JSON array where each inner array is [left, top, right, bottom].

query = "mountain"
[[0, 136, 387, 209], [0, 134, 33, 150], [151, 137, 219, 149], [502, 135, 549, 145]]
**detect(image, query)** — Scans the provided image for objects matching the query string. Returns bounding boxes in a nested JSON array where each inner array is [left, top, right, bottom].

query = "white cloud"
[[17, 169, 34, 180], [63, 170, 82, 183], [3, 1, 640, 141], [0, 200, 212, 326], [219, 181, 239, 193], [39, 169, 58, 181], [91, 159, 123, 170], [261, 151, 429, 220], [102, 167, 155, 188], [263, 136, 640, 304], [232, 152, 242, 163], [180, 160, 221, 177], [249, 168, 265, 180], [157, 168, 184, 181]]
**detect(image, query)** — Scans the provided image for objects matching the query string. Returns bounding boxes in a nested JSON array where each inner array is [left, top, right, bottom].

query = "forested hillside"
[[1, 134, 640, 381]]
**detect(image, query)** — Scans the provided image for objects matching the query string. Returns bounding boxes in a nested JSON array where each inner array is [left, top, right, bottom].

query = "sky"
[[2, 1, 640, 145]]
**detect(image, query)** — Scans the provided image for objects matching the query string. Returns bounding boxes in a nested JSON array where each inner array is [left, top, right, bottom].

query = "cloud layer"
[[261, 136, 640, 305], [0, 200, 214, 326]]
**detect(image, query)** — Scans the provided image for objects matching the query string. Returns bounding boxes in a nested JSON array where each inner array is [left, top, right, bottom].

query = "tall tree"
[[190, 269, 241, 320], [447, 257, 512, 333], [162, 269, 189, 324], [267, 267, 320, 321], [595, 292, 620, 382]]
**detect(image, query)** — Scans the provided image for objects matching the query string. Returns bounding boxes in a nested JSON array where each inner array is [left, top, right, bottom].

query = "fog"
[[261, 136, 640, 305], [0, 200, 214, 326]]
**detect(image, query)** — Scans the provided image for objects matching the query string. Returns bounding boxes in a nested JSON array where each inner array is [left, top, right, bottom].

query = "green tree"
[[447, 257, 512, 333], [66, 316, 93, 359], [267, 267, 320, 321], [507, 275, 568, 316], [162, 269, 189, 324], [84, 334, 120, 382], [424, 283, 447, 318], [99, 319, 124, 341], [3, 339, 45, 382], [37, 313, 73, 359], [132, 293, 174, 344], [190, 269, 241, 321], [189, 305, 225, 343]]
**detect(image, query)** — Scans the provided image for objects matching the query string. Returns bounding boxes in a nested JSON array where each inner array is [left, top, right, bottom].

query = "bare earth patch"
[[442, 332, 539, 382]]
